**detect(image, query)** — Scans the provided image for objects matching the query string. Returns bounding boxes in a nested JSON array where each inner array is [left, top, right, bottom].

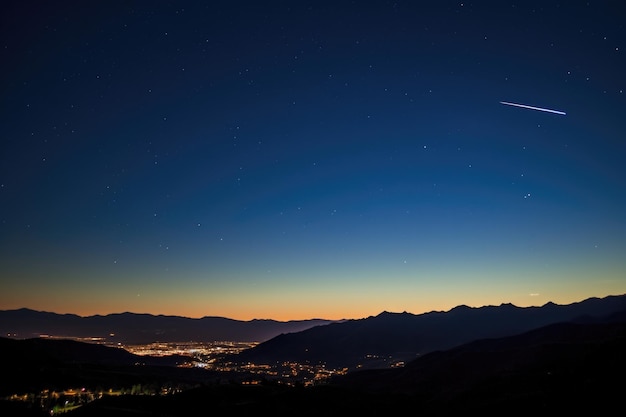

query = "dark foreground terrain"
[[3, 312, 625, 416]]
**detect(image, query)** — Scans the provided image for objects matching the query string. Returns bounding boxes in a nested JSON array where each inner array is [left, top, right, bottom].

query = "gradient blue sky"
[[1, 1, 625, 320]]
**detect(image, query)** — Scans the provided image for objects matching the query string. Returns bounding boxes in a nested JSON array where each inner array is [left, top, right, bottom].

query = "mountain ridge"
[[3, 307, 333, 322], [0, 308, 337, 344], [234, 293, 626, 369]]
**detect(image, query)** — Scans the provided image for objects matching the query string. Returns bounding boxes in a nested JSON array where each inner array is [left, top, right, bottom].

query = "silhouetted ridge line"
[[0, 309, 336, 344], [235, 294, 626, 369]]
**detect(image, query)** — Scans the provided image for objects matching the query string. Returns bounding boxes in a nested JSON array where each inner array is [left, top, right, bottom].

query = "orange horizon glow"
[[2, 290, 624, 322]]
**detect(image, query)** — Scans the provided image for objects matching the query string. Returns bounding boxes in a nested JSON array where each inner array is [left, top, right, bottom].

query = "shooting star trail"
[[500, 101, 566, 116]]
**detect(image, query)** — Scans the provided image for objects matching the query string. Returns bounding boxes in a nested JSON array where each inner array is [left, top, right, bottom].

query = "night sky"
[[2, 1, 625, 321]]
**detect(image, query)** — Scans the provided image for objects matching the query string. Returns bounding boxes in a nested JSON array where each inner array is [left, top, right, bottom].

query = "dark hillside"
[[0, 337, 204, 396], [332, 315, 626, 414]]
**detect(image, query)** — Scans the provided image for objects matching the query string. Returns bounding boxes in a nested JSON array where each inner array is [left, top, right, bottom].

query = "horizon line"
[[2, 293, 622, 321]]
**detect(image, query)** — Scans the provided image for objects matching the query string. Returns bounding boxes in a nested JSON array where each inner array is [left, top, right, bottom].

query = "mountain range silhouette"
[[235, 294, 626, 369], [0, 308, 335, 343], [2, 294, 625, 416]]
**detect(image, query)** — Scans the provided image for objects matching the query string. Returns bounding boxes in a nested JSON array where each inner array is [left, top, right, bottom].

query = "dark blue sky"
[[1, 1, 625, 320]]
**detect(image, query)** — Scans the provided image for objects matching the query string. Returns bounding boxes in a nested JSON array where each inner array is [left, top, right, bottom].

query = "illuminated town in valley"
[[2, 336, 355, 414]]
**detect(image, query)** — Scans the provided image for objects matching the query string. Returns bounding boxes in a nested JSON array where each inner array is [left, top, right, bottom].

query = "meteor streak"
[[500, 101, 566, 115]]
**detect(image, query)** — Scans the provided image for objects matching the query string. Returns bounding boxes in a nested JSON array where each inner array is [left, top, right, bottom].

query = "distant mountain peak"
[[376, 311, 413, 318], [499, 302, 517, 308], [449, 304, 473, 312]]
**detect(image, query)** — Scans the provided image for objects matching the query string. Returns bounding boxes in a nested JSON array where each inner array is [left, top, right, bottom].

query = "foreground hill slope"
[[0, 337, 201, 397], [235, 294, 626, 369]]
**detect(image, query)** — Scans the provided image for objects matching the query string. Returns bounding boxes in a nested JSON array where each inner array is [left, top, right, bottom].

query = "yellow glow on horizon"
[[2, 263, 625, 321]]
